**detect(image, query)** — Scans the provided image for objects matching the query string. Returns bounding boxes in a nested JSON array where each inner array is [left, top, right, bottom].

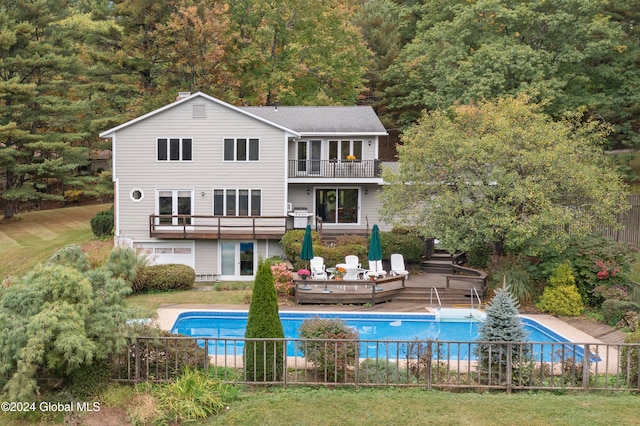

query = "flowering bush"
[[270, 263, 294, 297], [594, 259, 620, 280], [297, 269, 310, 277]]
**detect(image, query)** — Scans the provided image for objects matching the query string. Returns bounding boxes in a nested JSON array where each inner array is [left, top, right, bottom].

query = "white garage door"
[[133, 241, 195, 269]]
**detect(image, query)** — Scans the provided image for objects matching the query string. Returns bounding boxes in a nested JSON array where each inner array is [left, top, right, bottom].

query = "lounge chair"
[[344, 255, 361, 269], [390, 253, 409, 280], [310, 256, 328, 279], [366, 259, 387, 279]]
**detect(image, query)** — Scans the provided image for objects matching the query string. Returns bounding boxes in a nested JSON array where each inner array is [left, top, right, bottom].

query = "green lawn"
[[0, 203, 112, 280], [192, 387, 640, 426]]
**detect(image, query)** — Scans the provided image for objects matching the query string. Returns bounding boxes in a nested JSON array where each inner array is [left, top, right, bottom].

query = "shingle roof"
[[241, 106, 387, 135]]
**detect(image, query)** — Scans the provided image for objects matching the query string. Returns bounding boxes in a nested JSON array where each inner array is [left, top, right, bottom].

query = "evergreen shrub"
[[136, 264, 195, 292], [536, 263, 583, 316], [244, 260, 285, 381], [380, 228, 425, 263], [601, 299, 640, 326], [90, 206, 114, 237], [297, 317, 359, 381], [476, 287, 531, 384]]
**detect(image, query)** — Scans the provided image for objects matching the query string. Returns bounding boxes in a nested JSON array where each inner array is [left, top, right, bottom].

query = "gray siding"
[[113, 98, 289, 242]]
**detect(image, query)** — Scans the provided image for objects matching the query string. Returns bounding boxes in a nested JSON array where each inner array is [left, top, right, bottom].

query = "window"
[[329, 140, 362, 161], [130, 189, 144, 202], [224, 138, 259, 161], [157, 138, 192, 161], [316, 188, 359, 224], [157, 190, 193, 225], [213, 189, 261, 216]]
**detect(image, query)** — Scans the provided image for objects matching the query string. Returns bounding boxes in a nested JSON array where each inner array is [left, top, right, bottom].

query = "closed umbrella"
[[368, 224, 383, 290], [299, 225, 314, 290], [300, 224, 314, 262]]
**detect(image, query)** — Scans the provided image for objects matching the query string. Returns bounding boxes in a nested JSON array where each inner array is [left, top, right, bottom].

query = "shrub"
[[121, 324, 208, 380], [270, 262, 294, 297], [601, 299, 640, 326], [620, 329, 640, 386], [359, 359, 407, 384], [536, 234, 636, 306], [380, 229, 425, 263], [90, 206, 114, 237], [488, 254, 536, 305], [476, 287, 530, 383], [536, 263, 584, 316], [155, 368, 229, 424], [244, 260, 285, 381], [297, 317, 359, 381], [136, 264, 195, 292]]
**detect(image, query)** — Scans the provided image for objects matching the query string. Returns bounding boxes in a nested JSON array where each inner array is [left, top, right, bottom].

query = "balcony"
[[288, 159, 381, 179], [149, 215, 288, 239]]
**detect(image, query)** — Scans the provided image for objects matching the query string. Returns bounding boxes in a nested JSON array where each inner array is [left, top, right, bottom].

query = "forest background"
[[2, 0, 640, 219]]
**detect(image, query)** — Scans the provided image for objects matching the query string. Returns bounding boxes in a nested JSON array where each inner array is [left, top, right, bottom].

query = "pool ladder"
[[471, 287, 482, 310], [430, 287, 442, 310]]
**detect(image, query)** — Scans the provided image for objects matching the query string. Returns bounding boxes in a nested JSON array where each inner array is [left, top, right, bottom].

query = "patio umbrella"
[[300, 224, 314, 263], [299, 225, 314, 290], [368, 224, 383, 272]]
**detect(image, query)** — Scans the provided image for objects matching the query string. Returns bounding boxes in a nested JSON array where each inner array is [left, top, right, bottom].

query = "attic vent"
[[193, 104, 206, 118], [177, 91, 191, 100]]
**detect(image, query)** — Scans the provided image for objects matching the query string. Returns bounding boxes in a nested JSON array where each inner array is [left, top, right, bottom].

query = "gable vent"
[[193, 104, 206, 118]]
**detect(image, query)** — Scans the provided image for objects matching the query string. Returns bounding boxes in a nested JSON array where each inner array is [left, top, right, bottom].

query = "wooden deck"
[[294, 275, 406, 305]]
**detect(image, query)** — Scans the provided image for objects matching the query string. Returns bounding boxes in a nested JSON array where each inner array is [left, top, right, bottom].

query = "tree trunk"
[[489, 238, 504, 269]]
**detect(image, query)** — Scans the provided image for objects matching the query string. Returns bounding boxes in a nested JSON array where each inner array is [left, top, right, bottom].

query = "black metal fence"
[[113, 337, 640, 393]]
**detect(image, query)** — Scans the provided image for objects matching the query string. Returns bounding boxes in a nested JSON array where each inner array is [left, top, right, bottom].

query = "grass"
[[126, 284, 253, 314], [0, 203, 111, 280], [185, 387, 640, 425]]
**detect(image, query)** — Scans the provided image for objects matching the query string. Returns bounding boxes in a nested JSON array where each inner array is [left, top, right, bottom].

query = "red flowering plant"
[[270, 262, 294, 297], [594, 260, 620, 280]]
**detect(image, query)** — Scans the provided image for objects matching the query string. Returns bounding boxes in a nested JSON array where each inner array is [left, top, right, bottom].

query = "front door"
[[220, 241, 255, 280]]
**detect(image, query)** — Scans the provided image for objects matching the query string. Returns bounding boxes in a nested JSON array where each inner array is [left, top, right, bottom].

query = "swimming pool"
[[170, 310, 589, 361]]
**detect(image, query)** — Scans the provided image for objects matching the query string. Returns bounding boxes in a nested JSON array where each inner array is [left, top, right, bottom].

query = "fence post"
[[583, 344, 590, 390], [506, 344, 512, 394], [134, 337, 140, 382]]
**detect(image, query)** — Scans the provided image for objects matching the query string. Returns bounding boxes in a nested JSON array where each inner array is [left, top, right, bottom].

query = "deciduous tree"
[[380, 97, 629, 265]]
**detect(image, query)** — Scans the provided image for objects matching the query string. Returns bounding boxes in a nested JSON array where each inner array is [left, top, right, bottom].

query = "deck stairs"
[[392, 250, 485, 307]]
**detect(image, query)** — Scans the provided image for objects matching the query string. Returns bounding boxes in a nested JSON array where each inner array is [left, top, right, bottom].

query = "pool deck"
[[155, 301, 623, 345]]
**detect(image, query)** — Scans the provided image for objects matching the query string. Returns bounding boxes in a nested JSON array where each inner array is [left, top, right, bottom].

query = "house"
[[99, 92, 389, 281]]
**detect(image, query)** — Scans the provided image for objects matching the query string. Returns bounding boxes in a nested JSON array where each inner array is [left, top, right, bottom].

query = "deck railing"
[[288, 159, 381, 178], [149, 215, 288, 239], [113, 336, 640, 393]]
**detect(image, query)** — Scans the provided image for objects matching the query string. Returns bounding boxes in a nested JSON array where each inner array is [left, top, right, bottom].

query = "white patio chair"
[[310, 256, 327, 279], [344, 255, 361, 269], [390, 253, 409, 280], [366, 259, 387, 279]]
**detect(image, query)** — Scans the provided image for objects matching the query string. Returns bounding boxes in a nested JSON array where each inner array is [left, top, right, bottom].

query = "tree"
[[226, 0, 370, 106], [0, 245, 138, 399], [476, 286, 529, 383], [382, 0, 636, 147], [244, 259, 285, 381], [0, 2, 93, 218], [380, 97, 629, 265]]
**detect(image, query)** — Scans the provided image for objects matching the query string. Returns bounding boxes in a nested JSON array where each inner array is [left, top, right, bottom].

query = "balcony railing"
[[288, 159, 381, 178], [149, 215, 288, 239]]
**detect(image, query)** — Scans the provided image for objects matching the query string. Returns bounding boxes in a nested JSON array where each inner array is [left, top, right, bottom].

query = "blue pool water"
[[171, 311, 589, 361]]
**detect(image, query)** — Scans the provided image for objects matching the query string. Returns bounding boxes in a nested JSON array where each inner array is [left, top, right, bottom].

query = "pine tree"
[[0, 245, 136, 399], [476, 287, 530, 383], [0, 3, 93, 218], [244, 259, 285, 381]]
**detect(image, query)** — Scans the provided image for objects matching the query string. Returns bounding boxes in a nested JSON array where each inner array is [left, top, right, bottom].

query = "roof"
[[99, 92, 387, 139], [241, 105, 388, 136], [99, 92, 299, 138]]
